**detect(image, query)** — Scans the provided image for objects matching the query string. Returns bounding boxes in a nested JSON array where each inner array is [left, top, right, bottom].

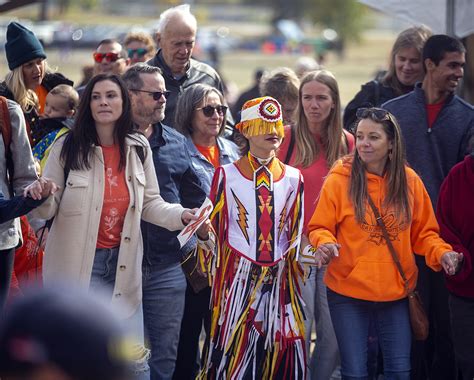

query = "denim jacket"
[[141, 123, 206, 265], [185, 136, 240, 195]]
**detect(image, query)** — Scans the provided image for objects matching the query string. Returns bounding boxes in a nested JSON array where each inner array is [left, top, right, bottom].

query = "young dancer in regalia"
[[200, 97, 309, 379]]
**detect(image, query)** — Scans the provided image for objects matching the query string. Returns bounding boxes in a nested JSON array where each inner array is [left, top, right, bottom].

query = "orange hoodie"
[[308, 159, 452, 302]]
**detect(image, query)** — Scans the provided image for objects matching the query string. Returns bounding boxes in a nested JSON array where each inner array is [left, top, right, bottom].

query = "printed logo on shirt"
[[360, 208, 408, 245], [106, 167, 118, 196], [104, 207, 120, 239]]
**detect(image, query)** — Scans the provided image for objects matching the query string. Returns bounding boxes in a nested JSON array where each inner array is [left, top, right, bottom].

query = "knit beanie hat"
[[5, 22, 47, 70], [236, 96, 284, 138]]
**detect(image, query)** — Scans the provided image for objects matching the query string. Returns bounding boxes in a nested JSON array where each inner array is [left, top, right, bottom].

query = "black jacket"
[[343, 80, 401, 131], [147, 50, 234, 131]]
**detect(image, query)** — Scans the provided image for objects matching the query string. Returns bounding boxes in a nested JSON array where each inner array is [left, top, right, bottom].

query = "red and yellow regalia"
[[200, 97, 307, 380]]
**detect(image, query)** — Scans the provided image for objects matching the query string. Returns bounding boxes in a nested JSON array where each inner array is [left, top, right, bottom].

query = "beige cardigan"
[[35, 134, 185, 318]]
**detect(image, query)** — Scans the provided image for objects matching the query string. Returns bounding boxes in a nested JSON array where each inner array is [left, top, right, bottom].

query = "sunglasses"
[[196, 105, 227, 117], [128, 48, 148, 58], [93, 52, 122, 63], [131, 89, 171, 100], [356, 107, 391, 122]]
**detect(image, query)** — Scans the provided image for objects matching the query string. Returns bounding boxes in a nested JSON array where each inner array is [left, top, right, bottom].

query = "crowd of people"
[[0, 3, 472, 380]]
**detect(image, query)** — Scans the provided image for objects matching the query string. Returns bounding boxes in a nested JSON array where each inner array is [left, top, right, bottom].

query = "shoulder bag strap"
[[284, 126, 295, 164], [367, 195, 409, 290]]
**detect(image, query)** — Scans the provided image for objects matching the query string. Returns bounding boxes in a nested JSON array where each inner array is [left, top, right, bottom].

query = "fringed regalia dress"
[[200, 154, 307, 380]]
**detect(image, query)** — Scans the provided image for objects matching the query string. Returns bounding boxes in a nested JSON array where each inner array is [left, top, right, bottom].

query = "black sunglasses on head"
[[356, 107, 391, 122], [131, 89, 171, 100], [196, 105, 228, 117]]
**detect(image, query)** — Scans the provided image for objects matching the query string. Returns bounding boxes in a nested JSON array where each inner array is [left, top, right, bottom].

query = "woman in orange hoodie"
[[308, 107, 461, 379]]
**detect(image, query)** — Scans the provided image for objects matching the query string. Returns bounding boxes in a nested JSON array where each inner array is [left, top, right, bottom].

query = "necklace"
[[247, 152, 275, 172], [248, 152, 274, 191]]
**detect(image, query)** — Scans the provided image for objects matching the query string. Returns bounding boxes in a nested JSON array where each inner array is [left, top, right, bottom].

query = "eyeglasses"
[[127, 48, 148, 58], [196, 105, 228, 117], [131, 89, 171, 100], [93, 52, 122, 63], [356, 107, 391, 122]]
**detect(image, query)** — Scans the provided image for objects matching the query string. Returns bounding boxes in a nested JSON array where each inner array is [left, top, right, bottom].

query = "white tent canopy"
[[359, 0, 474, 38]]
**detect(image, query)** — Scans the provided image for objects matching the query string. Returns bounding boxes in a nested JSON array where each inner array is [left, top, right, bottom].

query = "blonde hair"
[[123, 31, 155, 54], [49, 84, 79, 112], [294, 70, 348, 168], [5, 67, 38, 113], [5, 59, 50, 113], [382, 25, 432, 95]]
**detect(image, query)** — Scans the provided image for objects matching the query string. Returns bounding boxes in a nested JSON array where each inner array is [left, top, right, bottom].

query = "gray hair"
[[157, 4, 197, 35], [122, 63, 163, 90], [174, 84, 225, 137]]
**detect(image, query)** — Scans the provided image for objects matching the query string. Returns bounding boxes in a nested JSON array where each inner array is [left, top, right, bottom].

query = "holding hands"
[[315, 243, 341, 268], [300, 240, 341, 268], [441, 251, 464, 276], [24, 177, 58, 200]]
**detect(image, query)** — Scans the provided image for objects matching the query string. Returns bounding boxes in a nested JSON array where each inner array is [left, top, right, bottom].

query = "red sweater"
[[437, 155, 474, 299], [277, 125, 354, 232]]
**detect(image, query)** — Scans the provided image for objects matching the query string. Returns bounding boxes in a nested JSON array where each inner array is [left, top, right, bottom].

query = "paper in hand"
[[177, 197, 213, 248]]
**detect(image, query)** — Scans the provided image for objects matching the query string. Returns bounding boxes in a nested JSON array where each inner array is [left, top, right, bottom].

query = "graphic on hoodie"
[[360, 206, 408, 245]]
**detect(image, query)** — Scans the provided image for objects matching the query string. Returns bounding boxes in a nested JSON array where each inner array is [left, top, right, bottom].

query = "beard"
[[136, 106, 165, 126]]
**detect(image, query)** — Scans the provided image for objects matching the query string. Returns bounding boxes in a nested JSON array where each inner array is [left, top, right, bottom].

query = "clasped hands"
[[440, 251, 464, 276], [312, 243, 341, 268], [24, 177, 58, 200]]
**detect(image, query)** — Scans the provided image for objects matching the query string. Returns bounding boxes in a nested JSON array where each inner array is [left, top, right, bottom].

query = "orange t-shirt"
[[35, 85, 48, 114], [97, 145, 130, 248], [196, 144, 220, 168]]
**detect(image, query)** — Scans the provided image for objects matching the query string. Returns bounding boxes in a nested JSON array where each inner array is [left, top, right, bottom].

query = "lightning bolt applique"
[[231, 189, 250, 244], [278, 191, 294, 239]]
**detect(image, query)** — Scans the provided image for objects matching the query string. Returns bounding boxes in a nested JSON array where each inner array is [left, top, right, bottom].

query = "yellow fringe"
[[239, 119, 284, 138]]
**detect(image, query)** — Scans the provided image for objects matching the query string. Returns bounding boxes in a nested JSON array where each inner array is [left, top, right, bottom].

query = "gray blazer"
[[0, 100, 37, 249]]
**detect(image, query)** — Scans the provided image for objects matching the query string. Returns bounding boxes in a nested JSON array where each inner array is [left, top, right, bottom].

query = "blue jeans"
[[142, 261, 186, 380], [90, 247, 150, 380], [311, 266, 341, 380], [327, 288, 411, 380], [300, 266, 316, 365]]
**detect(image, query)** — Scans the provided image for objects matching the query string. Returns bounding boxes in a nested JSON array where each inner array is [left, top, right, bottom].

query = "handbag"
[[367, 196, 429, 341], [181, 251, 209, 294]]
